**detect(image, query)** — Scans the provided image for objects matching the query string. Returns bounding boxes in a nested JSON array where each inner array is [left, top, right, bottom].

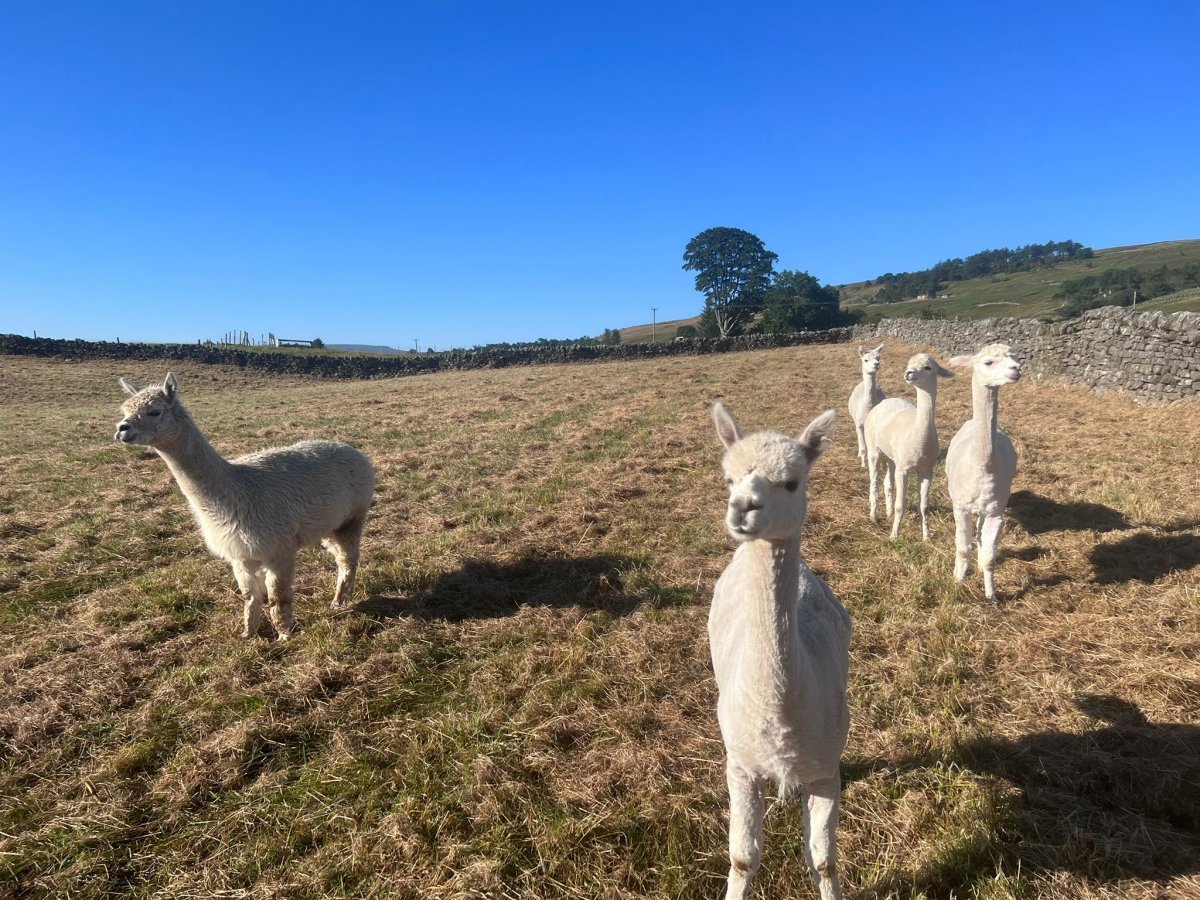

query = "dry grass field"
[[0, 344, 1197, 900]]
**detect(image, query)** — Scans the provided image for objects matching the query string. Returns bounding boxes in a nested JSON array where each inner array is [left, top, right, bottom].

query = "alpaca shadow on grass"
[[1089, 530, 1200, 584], [354, 552, 647, 622], [1005, 571, 1073, 603], [1007, 490, 1130, 535], [997, 544, 1046, 563], [866, 694, 1200, 896]]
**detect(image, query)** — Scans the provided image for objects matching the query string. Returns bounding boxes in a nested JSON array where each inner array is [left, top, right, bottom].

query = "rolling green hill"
[[842, 238, 1200, 321], [625, 240, 1200, 341]]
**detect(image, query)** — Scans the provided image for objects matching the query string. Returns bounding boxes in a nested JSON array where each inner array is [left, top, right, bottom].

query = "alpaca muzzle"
[[726, 495, 763, 538]]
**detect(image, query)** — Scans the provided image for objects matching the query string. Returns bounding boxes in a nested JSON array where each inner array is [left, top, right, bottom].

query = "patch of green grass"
[[1134, 285, 1200, 312]]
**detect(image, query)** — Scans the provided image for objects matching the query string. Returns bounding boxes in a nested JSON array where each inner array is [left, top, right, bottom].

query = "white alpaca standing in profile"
[[708, 402, 852, 900], [848, 343, 886, 468], [945, 344, 1023, 602], [864, 353, 954, 540], [114, 373, 375, 640]]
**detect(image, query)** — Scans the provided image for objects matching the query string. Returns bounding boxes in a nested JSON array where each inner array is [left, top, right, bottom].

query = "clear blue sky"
[[2, 1, 1197, 348]]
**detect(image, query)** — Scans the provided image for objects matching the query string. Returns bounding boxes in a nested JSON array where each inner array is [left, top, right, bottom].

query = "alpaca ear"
[[949, 354, 975, 368], [856, 344, 865, 354], [119, 377, 140, 396], [872, 343, 885, 355], [797, 409, 837, 463], [712, 402, 744, 449], [163, 372, 179, 403], [935, 361, 956, 378]]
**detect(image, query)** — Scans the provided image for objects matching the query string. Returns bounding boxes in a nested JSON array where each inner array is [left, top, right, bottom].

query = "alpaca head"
[[950, 343, 1022, 388], [712, 402, 836, 543], [858, 343, 884, 376], [114, 373, 184, 446], [902, 352, 954, 391]]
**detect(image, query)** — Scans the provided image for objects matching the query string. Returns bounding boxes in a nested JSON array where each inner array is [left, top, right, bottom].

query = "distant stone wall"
[[3, 306, 1197, 402], [854, 306, 1200, 403], [0, 327, 858, 379]]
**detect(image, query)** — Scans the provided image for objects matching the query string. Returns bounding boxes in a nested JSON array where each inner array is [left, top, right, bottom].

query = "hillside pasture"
[[614, 316, 701, 344], [837, 239, 1200, 321], [0, 346, 1197, 899]]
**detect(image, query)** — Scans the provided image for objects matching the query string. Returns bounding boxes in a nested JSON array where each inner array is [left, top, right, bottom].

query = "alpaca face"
[[712, 403, 835, 543], [721, 434, 811, 542], [903, 352, 954, 389], [114, 373, 181, 446], [973, 344, 1022, 388], [858, 343, 884, 376]]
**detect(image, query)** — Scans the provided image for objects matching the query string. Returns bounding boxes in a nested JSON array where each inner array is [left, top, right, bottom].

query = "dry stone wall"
[[854, 306, 1200, 403], [3, 306, 1197, 402], [0, 328, 859, 378]]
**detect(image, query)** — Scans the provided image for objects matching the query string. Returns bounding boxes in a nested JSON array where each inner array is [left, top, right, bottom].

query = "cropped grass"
[[0, 347, 1197, 898]]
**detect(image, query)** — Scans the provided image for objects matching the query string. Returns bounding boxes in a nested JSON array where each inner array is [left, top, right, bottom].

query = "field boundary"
[[3, 305, 1197, 402], [864, 305, 1199, 403]]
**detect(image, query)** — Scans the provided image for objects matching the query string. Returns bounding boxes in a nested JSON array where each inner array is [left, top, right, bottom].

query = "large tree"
[[682, 227, 778, 337], [760, 270, 858, 333]]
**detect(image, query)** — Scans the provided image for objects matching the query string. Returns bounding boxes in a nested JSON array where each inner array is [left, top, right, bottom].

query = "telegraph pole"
[[651, 307, 658, 342]]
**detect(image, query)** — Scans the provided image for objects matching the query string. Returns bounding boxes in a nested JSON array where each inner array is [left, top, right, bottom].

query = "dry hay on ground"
[[0, 346, 1197, 899]]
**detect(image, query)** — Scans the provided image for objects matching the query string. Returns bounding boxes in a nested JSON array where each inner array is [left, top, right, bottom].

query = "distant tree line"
[[1054, 263, 1200, 316], [760, 270, 853, 332], [682, 226, 860, 338], [869, 240, 1094, 304], [462, 329, 621, 352]]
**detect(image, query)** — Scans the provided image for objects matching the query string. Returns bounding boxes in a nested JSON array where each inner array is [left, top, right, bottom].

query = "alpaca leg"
[[264, 559, 297, 640], [891, 471, 908, 540], [802, 775, 843, 900], [978, 514, 1005, 601], [953, 506, 974, 584], [232, 561, 265, 639], [724, 763, 765, 900], [323, 514, 365, 609], [884, 460, 896, 519], [856, 424, 867, 468], [918, 475, 932, 542], [867, 448, 880, 521]]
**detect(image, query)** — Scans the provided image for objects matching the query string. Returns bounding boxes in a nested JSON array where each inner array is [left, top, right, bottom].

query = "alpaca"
[[847, 343, 886, 468], [864, 353, 954, 540], [709, 402, 852, 900], [114, 373, 375, 640], [945, 344, 1023, 601]]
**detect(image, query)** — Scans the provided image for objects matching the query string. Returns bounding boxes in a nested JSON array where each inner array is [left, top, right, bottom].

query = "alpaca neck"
[[861, 368, 878, 395], [743, 538, 803, 690], [153, 405, 237, 508], [914, 384, 938, 440], [971, 379, 999, 469]]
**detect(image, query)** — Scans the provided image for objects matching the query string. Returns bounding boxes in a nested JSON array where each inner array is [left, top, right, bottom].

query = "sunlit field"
[[1, 345, 1197, 899]]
